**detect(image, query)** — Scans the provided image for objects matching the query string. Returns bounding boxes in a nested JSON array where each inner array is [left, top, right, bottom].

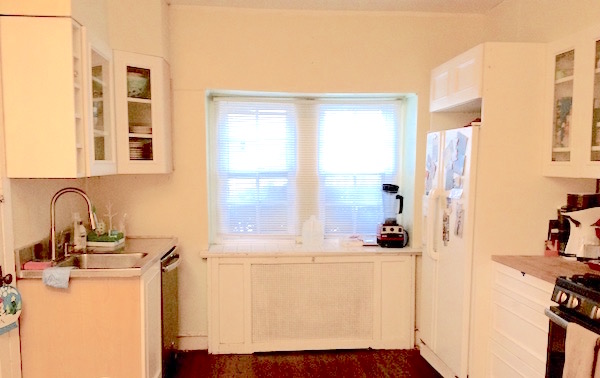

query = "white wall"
[[6, 0, 600, 351], [483, 0, 600, 43]]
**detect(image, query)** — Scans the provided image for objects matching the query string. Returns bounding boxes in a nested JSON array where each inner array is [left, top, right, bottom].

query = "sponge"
[[23, 261, 52, 270]]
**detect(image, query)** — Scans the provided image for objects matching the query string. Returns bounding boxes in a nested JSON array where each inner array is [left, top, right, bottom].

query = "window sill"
[[201, 239, 421, 258]]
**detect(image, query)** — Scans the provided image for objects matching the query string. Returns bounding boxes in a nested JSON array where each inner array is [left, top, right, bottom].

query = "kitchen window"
[[208, 93, 403, 242]]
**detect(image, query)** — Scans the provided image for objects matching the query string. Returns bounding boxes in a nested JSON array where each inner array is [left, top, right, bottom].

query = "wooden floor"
[[171, 349, 442, 377]]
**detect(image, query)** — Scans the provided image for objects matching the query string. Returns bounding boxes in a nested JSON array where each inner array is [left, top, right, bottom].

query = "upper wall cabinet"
[[543, 24, 600, 178], [114, 51, 173, 174], [0, 16, 116, 178], [430, 44, 483, 112]]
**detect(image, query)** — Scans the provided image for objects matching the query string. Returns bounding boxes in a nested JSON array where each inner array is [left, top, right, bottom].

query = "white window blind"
[[209, 94, 402, 241]]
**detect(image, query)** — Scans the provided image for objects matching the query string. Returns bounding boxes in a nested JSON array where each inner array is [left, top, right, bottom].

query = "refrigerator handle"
[[426, 189, 440, 261]]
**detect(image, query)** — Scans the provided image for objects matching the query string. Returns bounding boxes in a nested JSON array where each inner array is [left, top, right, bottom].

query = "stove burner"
[[570, 273, 600, 291]]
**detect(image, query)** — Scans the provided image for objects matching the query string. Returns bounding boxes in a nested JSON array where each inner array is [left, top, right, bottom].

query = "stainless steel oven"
[[161, 246, 180, 377], [545, 274, 600, 377]]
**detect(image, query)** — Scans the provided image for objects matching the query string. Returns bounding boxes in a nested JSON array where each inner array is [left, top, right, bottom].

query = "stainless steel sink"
[[57, 253, 148, 269]]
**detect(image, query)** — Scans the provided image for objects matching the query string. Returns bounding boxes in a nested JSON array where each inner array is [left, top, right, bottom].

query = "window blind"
[[209, 94, 402, 241]]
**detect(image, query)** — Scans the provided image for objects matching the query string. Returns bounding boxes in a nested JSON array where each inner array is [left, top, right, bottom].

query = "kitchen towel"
[[563, 322, 600, 378], [42, 267, 75, 289]]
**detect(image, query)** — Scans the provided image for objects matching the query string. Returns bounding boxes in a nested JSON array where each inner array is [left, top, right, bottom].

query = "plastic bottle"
[[72, 212, 87, 251], [302, 215, 324, 248]]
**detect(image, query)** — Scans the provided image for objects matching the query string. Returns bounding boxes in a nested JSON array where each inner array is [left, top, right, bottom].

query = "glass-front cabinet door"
[[544, 25, 600, 178], [551, 50, 574, 163], [114, 50, 172, 174], [590, 39, 600, 162], [87, 43, 117, 176], [126, 66, 153, 161]]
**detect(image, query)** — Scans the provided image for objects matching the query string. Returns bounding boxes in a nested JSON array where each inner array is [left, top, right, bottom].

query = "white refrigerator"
[[420, 126, 479, 378]]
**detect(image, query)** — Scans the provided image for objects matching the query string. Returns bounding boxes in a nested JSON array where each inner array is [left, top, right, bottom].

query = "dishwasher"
[[161, 246, 180, 377]]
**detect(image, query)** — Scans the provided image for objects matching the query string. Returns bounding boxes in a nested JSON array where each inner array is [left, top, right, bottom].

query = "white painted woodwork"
[[430, 44, 483, 112], [489, 262, 554, 378], [86, 40, 118, 176], [0, 16, 116, 178], [1, 17, 82, 178], [207, 254, 415, 354], [543, 23, 600, 177], [114, 50, 173, 174], [18, 262, 161, 377]]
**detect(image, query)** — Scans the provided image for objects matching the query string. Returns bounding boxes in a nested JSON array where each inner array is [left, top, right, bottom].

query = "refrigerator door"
[[419, 131, 442, 351], [436, 126, 479, 377]]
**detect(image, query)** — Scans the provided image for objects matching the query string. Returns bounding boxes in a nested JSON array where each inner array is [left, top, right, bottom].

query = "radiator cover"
[[251, 263, 374, 342]]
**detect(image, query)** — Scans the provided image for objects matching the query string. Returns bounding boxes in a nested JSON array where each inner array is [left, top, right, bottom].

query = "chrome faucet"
[[50, 187, 97, 262]]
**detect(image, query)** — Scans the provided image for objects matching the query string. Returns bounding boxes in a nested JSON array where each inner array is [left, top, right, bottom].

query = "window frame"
[[207, 92, 405, 244]]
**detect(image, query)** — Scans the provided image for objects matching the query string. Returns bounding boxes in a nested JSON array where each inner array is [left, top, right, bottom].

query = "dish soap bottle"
[[72, 212, 87, 251]]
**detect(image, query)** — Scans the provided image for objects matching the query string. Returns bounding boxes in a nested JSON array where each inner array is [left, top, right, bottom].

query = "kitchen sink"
[[56, 252, 148, 269]]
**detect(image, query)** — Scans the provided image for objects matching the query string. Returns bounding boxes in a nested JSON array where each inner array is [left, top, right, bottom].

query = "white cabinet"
[[0, 16, 116, 178], [207, 253, 415, 354], [543, 24, 600, 177], [18, 262, 162, 377], [114, 51, 173, 174], [430, 44, 483, 112], [490, 262, 554, 378]]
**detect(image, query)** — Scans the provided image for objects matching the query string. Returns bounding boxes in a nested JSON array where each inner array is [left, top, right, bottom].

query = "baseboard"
[[178, 335, 208, 351]]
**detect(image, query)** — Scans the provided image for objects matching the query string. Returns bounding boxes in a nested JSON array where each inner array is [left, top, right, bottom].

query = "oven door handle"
[[545, 307, 569, 329], [162, 255, 180, 273], [162, 246, 180, 273]]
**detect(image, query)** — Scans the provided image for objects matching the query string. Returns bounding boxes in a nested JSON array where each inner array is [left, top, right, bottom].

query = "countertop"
[[17, 236, 177, 279], [201, 240, 421, 258], [492, 255, 598, 284]]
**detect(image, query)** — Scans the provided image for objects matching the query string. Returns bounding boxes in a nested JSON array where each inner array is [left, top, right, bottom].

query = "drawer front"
[[491, 263, 554, 375], [490, 339, 544, 378]]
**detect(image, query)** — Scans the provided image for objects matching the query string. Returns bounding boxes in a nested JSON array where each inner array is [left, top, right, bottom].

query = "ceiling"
[[167, 0, 505, 14]]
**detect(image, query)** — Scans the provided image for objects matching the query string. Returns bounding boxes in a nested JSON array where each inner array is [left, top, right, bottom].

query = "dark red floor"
[[171, 348, 442, 377]]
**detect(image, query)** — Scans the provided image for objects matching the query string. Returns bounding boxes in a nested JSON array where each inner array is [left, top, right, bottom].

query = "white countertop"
[[201, 239, 421, 258]]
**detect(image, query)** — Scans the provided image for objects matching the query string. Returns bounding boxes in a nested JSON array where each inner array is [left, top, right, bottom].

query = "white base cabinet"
[[18, 262, 162, 378], [207, 253, 416, 354], [490, 262, 554, 378]]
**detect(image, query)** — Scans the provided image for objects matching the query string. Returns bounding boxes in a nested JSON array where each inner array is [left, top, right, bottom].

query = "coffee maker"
[[376, 184, 409, 248]]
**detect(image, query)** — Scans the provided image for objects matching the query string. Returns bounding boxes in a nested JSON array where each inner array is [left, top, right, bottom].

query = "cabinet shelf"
[[127, 97, 152, 104], [555, 75, 574, 84], [128, 133, 153, 138]]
